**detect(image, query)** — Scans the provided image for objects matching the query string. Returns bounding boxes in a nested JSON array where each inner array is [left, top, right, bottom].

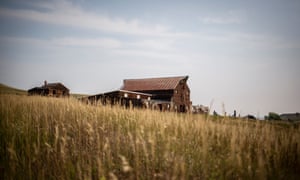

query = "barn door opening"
[[179, 105, 186, 113], [158, 104, 162, 111]]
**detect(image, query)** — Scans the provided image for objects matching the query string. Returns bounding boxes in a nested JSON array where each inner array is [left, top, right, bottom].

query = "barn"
[[84, 76, 192, 112], [121, 76, 191, 112], [28, 81, 69, 97]]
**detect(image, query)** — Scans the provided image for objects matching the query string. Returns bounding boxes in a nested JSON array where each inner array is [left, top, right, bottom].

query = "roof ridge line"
[[124, 75, 188, 81]]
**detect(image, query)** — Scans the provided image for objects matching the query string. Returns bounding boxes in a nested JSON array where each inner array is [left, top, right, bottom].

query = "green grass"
[[0, 94, 299, 179]]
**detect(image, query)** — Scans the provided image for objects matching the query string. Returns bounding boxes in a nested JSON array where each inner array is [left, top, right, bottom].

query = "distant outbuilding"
[[280, 113, 300, 121], [28, 81, 69, 97]]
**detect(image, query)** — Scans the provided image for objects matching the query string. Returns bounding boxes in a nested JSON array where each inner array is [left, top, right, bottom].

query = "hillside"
[[71, 93, 89, 98], [0, 83, 88, 98], [0, 83, 27, 95]]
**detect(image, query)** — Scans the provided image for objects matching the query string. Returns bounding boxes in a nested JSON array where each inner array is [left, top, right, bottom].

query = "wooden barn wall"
[[172, 80, 191, 112], [28, 87, 69, 97]]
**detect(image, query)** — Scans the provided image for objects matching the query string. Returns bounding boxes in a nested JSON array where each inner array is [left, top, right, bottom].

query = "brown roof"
[[42, 83, 69, 90], [28, 82, 69, 91], [121, 76, 188, 91]]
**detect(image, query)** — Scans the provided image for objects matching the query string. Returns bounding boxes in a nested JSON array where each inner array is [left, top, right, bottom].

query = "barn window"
[[137, 95, 140, 99], [124, 93, 128, 98]]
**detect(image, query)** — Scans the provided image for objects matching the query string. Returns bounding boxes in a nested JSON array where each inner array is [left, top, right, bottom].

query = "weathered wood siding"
[[172, 79, 191, 112], [28, 82, 69, 97]]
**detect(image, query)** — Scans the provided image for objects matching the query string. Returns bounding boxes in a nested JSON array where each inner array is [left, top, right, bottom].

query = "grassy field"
[[0, 94, 299, 179]]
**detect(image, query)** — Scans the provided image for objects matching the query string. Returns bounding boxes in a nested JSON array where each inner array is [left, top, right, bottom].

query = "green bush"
[[266, 112, 281, 120]]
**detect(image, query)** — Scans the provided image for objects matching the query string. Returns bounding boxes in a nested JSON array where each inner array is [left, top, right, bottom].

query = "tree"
[[265, 112, 281, 120]]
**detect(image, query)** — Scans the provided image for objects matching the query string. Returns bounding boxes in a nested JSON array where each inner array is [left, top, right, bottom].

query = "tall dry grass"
[[0, 94, 299, 179]]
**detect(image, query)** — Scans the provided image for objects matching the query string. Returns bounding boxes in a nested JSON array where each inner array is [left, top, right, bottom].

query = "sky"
[[0, 0, 299, 117]]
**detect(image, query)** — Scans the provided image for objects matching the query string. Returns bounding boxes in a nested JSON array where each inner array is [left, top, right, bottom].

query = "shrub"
[[266, 112, 281, 120]]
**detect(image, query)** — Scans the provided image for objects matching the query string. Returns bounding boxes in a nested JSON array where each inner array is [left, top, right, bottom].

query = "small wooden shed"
[[28, 81, 69, 97]]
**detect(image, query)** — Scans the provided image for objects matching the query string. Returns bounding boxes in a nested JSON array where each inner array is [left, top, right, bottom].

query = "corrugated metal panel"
[[121, 76, 188, 91]]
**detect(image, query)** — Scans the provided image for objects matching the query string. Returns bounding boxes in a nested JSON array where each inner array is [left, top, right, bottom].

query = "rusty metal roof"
[[121, 76, 188, 91], [42, 83, 69, 90]]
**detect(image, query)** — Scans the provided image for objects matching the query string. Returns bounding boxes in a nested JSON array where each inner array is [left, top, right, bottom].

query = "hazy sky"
[[0, 0, 299, 117]]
